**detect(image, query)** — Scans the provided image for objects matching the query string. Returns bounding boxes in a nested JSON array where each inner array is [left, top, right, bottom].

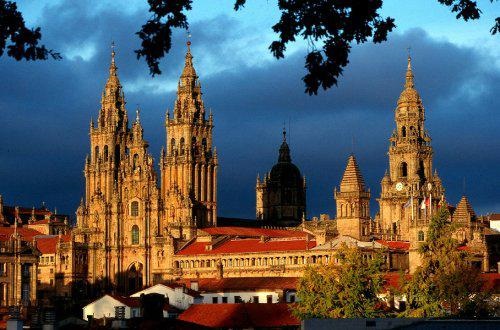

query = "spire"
[[278, 127, 291, 163], [135, 107, 140, 124], [396, 53, 423, 112], [454, 195, 476, 223], [405, 55, 414, 89], [340, 155, 366, 192], [181, 40, 197, 79], [109, 41, 117, 76]]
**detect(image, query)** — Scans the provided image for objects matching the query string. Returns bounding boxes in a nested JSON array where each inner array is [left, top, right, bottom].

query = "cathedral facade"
[[1, 41, 498, 312], [73, 42, 217, 293]]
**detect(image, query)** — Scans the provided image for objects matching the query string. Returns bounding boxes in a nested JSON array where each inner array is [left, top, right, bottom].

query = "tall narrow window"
[[131, 225, 139, 245], [418, 231, 425, 241], [170, 138, 176, 154], [400, 162, 408, 177], [401, 126, 406, 137], [103, 145, 108, 161], [133, 154, 139, 170], [131, 201, 139, 217], [94, 146, 99, 160]]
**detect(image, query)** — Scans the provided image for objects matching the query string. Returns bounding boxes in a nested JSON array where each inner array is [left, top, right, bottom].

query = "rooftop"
[[178, 303, 299, 328]]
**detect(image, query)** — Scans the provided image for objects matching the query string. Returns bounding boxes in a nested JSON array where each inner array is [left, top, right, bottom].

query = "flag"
[[404, 197, 412, 208]]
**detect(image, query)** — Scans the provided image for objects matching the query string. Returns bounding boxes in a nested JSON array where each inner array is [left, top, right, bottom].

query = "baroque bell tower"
[[376, 56, 444, 241], [160, 41, 218, 238], [76, 46, 159, 292]]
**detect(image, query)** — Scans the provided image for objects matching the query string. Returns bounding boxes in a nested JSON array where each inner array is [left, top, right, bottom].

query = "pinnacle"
[[454, 195, 476, 221], [340, 155, 366, 192]]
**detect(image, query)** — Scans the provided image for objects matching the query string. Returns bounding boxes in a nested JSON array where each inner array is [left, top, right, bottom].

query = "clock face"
[[396, 182, 404, 191]]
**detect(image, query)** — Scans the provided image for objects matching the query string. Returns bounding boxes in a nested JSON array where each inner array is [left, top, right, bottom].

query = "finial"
[[109, 41, 117, 75], [111, 41, 116, 63], [135, 106, 140, 124], [405, 50, 414, 89]]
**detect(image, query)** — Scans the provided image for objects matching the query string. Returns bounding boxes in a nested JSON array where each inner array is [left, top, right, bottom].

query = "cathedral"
[[0, 40, 499, 311]]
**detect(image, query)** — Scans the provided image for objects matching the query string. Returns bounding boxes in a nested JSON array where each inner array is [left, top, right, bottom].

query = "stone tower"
[[75, 47, 160, 293], [377, 56, 444, 241], [160, 41, 218, 239], [452, 195, 477, 243], [334, 155, 371, 241], [256, 129, 306, 226]]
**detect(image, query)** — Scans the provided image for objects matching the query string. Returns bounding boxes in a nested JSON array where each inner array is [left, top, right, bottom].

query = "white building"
[[130, 283, 203, 310], [82, 295, 141, 321], [176, 277, 298, 304]]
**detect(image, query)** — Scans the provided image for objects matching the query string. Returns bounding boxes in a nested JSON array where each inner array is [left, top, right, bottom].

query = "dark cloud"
[[0, 1, 498, 219]]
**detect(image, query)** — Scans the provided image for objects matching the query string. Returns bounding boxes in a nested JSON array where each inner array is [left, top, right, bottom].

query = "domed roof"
[[268, 131, 303, 186]]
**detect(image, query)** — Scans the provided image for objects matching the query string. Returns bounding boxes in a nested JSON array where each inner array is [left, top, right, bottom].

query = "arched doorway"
[[127, 262, 143, 294]]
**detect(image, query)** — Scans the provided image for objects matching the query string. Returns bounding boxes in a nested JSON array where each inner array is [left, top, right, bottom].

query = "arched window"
[[131, 201, 139, 217], [133, 154, 139, 170], [401, 126, 406, 137], [115, 145, 120, 164], [94, 146, 99, 160], [400, 162, 408, 177], [170, 138, 176, 154], [103, 145, 108, 161], [418, 230, 425, 241], [131, 225, 139, 245], [180, 138, 185, 155]]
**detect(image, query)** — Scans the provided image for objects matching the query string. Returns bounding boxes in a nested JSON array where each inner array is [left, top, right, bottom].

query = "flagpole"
[[411, 190, 414, 223], [430, 193, 432, 217]]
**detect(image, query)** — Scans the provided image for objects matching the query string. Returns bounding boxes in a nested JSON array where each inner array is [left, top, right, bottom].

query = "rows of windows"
[[175, 254, 337, 270], [210, 295, 274, 304], [169, 137, 208, 155]]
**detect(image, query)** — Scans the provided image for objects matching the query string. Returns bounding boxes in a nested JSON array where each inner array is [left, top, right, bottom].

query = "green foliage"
[[292, 243, 386, 320], [0, 1, 498, 94], [0, 0, 60, 60], [401, 206, 492, 318]]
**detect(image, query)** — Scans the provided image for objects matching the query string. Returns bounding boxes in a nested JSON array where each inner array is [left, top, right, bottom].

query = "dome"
[[268, 140, 303, 186]]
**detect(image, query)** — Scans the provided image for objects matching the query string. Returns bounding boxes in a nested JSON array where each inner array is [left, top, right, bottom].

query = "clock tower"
[[376, 56, 444, 241]]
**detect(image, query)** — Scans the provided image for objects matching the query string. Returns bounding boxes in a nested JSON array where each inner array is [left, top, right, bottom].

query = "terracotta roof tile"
[[34, 234, 72, 254], [0, 227, 42, 242], [177, 237, 315, 255], [375, 240, 410, 250], [178, 303, 299, 328]]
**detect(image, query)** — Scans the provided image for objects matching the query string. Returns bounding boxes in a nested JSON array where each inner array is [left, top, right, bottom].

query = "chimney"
[[190, 281, 199, 292]]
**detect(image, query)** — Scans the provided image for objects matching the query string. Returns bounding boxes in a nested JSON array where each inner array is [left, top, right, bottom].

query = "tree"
[[292, 243, 386, 319], [0, 0, 60, 61], [400, 206, 494, 318], [1, 1, 498, 94]]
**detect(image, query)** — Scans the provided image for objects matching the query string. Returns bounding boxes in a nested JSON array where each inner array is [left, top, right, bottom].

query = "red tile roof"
[[489, 213, 500, 221], [35, 234, 72, 254], [178, 303, 299, 328], [177, 237, 315, 255], [0, 227, 42, 242], [201, 226, 307, 238], [376, 240, 410, 250], [176, 277, 299, 292]]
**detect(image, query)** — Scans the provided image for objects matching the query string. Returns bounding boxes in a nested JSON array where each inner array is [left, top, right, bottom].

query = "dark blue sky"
[[0, 1, 498, 219]]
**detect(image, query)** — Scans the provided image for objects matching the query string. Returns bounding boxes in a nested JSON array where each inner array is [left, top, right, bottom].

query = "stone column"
[[194, 164, 199, 200], [201, 165, 206, 202]]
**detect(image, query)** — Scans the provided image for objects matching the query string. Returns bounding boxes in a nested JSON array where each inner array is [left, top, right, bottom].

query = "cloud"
[[0, 1, 498, 219]]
